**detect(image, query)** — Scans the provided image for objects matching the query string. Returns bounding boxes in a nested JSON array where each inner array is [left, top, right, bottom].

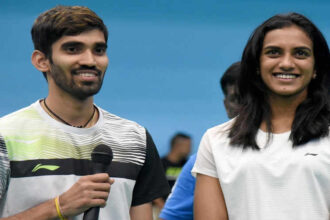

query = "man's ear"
[[31, 50, 50, 72]]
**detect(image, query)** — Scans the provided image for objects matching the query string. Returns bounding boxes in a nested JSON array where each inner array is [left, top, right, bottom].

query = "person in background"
[[220, 62, 241, 119], [153, 133, 191, 212], [193, 12, 330, 220], [0, 5, 169, 220], [161, 133, 192, 190], [159, 61, 241, 220]]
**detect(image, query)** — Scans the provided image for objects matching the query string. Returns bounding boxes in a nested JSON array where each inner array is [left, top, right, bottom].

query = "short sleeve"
[[191, 130, 218, 178], [131, 130, 170, 206], [159, 154, 196, 220], [0, 135, 10, 200]]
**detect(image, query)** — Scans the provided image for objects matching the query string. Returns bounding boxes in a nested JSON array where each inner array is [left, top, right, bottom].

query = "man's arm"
[[1, 199, 57, 220], [130, 130, 170, 207], [130, 203, 153, 220], [0, 174, 114, 220], [152, 197, 165, 209]]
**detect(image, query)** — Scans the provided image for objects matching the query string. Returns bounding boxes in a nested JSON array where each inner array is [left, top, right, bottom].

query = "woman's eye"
[[266, 49, 279, 56], [295, 50, 310, 58]]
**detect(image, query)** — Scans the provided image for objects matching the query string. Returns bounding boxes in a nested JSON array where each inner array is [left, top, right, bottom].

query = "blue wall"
[[1, 0, 329, 156]]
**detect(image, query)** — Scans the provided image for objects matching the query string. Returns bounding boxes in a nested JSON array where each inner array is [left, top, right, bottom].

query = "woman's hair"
[[229, 12, 330, 149]]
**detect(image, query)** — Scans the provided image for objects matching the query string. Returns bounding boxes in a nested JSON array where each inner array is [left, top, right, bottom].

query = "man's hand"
[[58, 173, 114, 218]]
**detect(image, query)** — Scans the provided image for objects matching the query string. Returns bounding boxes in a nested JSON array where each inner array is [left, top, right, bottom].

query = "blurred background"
[[1, 0, 329, 156]]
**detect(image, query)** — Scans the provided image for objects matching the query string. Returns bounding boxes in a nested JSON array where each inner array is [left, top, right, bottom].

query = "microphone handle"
[[83, 207, 100, 220], [83, 163, 109, 220]]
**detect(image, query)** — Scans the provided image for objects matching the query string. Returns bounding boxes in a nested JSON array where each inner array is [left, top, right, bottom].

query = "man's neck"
[[167, 152, 184, 164], [41, 94, 98, 128]]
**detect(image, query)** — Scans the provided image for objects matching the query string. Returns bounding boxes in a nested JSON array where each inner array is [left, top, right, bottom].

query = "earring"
[[313, 72, 317, 79]]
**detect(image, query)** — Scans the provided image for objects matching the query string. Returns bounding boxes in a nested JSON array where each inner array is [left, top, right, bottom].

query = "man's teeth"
[[79, 73, 95, 77], [275, 74, 297, 79]]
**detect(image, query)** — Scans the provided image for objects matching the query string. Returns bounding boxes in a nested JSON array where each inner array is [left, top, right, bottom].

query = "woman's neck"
[[261, 92, 307, 133]]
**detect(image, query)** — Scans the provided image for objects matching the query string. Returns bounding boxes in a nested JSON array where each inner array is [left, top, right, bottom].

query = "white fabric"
[[0, 101, 168, 219], [192, 120, 330, 220]]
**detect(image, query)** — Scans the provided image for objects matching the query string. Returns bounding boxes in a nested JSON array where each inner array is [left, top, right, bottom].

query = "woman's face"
[[259, 25, 315, 100]]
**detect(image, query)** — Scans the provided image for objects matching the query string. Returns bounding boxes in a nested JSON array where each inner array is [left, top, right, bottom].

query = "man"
[[159, 61, 241, 220], [161, 133, 192, 190], [0, 6, 169, 220], [220, 61, 241, 119], [153, 133, 191, 212]]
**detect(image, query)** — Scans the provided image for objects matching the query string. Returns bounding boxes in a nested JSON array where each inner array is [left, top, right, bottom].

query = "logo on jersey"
[[32, 163, 60, 172], [304, 153, 318, 156]]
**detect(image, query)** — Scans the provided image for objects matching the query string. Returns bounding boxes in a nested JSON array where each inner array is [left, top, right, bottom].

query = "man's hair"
[[170, 132, 191, 150], [229, 12, 330, 149], [31, 5, 108, 78], [220, 61, 241, 96]]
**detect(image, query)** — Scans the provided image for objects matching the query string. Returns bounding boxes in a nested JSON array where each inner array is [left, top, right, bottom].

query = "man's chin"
[[72, 88, 101, 100]]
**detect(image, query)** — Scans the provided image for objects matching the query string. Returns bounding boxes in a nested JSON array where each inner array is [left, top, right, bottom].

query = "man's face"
[[224, 85, 240, 119], [47, 29, 108, 100], [175, 138, 191, 158]]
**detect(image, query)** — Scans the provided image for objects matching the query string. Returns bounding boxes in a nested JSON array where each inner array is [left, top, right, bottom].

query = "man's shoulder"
[[98, 108, 147, 142], [100, 108, 144, 129], [0, 103, 38, 127]]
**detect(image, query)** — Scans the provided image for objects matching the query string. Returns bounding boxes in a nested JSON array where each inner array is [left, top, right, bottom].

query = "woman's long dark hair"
[[229, 12, 330, 150]]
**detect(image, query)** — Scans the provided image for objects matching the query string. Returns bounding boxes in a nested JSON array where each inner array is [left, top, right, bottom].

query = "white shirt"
[[192, 120, 330, 220]]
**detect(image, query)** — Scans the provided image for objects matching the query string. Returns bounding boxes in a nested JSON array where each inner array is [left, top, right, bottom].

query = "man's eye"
[[94, 47, 106, 55], [64, 46, 81, 53]]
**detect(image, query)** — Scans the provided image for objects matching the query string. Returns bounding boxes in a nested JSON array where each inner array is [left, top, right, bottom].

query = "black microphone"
[[83, 144, 113, 220]]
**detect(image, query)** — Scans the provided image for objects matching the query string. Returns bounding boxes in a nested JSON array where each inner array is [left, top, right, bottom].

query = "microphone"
[[83, 144, 113, 220]]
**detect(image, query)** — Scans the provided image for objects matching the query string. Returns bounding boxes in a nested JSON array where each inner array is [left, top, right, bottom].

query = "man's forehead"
[[175, 138, 191, 144], [54, 29, 106, 46]]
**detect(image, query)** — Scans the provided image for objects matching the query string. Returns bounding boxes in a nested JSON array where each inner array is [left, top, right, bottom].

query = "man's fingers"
[[82, 173, 110, 182]]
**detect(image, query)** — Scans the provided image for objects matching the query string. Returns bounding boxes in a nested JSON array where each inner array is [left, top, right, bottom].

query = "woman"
[[192, 12, 330, 220]]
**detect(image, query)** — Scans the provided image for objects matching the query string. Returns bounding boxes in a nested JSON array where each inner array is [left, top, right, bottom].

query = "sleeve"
[[191, 130, 218, 178], [159, 154, 196, 220], [131, 130, 171, 206], [0, 135, 10, 200]]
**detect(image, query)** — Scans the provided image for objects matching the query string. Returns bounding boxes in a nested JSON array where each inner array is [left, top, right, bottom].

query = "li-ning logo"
[[32, 163, 60, 172], [304, 153, 318, 156]]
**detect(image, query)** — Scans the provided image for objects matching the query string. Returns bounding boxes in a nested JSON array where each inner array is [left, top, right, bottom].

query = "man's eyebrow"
[[61, 41, 83, 48], [95, 42, 107, 49], [60, 41, 107, 48]]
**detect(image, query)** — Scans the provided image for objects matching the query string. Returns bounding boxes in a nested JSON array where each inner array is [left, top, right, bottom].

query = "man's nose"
[[78, 50, 97, 67]]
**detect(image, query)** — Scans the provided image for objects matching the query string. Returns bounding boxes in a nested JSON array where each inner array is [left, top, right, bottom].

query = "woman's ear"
[[31, 50, 50, 73]]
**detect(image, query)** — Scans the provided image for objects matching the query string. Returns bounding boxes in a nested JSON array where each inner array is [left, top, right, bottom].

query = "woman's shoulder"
[[206, 118, 235, 137]]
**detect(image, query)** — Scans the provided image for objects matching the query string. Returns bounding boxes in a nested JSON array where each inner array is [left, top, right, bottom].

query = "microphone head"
[[91, 144, 113, 165]]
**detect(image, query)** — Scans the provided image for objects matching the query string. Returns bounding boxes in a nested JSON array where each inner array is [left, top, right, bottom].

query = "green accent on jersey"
[[0, 105, 95, 160], [32, 163, 60, 172], [165, 167, 183, 178]]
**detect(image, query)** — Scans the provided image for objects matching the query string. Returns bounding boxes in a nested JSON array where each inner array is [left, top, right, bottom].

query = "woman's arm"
[[194, 173, 228, 220]]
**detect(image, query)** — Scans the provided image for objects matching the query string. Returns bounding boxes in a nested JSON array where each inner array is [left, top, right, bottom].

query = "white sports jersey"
[[0, 101, 169, 219], [192, 120, 330, 220]]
